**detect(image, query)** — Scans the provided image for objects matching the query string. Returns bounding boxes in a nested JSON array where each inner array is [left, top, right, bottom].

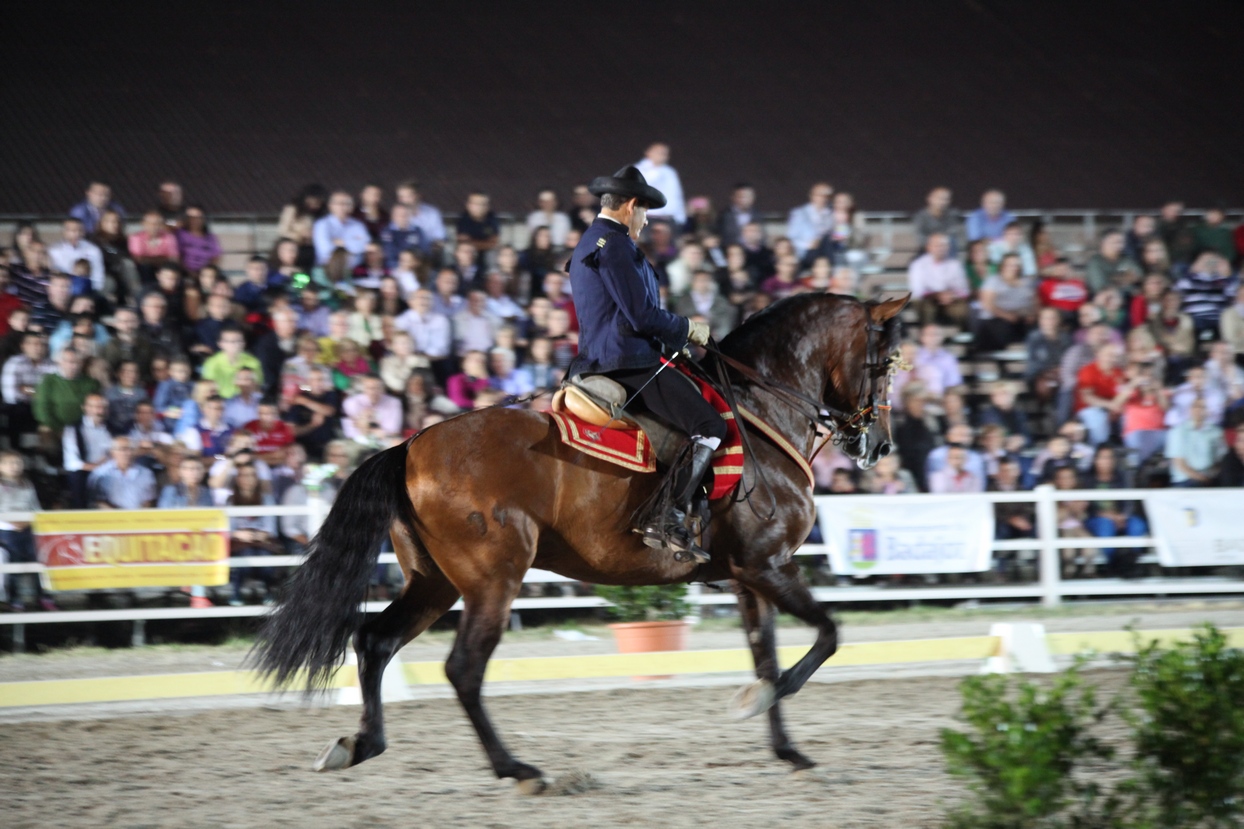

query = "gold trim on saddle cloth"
[[737, 407, 816, 489], [550, 412, 656, 473]]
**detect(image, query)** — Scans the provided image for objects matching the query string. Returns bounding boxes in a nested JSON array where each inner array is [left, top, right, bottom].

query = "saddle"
[[550, 375, 637, 429]]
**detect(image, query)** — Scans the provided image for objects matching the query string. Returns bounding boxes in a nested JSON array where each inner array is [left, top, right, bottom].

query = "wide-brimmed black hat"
[[587, 165, 667, 209]]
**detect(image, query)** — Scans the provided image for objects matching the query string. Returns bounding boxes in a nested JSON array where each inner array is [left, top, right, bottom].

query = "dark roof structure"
[[1, 1, 1241, 216]]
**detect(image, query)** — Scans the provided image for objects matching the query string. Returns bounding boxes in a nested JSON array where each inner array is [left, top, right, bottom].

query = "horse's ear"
[[869, 293, 910, 323]]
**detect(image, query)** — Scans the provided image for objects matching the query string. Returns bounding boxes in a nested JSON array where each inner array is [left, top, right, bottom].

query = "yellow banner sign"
[[34, 509, 230, 590]]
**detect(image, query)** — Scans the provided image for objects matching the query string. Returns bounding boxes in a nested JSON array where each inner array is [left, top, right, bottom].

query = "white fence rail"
[[1, 487, 1242, 635]]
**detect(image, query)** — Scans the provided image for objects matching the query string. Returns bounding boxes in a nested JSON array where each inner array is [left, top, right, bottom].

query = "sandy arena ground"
[[0, 603, 1238, 828]]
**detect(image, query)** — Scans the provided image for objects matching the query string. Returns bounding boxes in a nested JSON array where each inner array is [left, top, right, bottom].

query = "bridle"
[[701, 314, 901, 448]]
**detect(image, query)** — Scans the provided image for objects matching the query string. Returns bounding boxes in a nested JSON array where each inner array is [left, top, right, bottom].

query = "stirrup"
[[640, 515, 710, 564]]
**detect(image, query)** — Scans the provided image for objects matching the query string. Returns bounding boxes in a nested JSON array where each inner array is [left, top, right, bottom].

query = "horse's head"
[[823, 294, 909, 470]]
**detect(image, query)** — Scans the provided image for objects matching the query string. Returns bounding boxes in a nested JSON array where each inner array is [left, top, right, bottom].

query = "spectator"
[[176, 205, 221, 273], [352, 184, 388, 240], [1084, 229, 1142, 294], [928, 443, 984, 493], [190, 292, 234, 361], [1165, 397, 1225, 487], [69, 180, 125, 234], [378, 331, 428, 395], [912, 186, 961, 253], [295, 286, 330, 338], [286, 366, 340, 461], [1121, 362, 1169, 463], [269, 442, 307, 505], [128, 400, 173, 469], [1176, 252, 1238, 338], [1220, 283, 1244, 361], [925, 423, 986, 483], [674, 271, 734, 341], [489, 348, 533, 397], [976, 253, 1036, 351], [158, 455, 213, 507], [395, 289, 452, 375], [827, 265, 860, 298], [243, 399, 295, 465], [98, 306, 153, 378], [634, 142, 685, 225], [138, 290, 185, 361], [987, 222, 1038, 277], [29, 271, 73, 335], [62, 392, 112, 507], [715, 183, 755, 247], [453, 290, 499, 357], [128, 210, 180, 282], [567, 183, 598, 233], [153, 357, 194, 424], [907, 232, 970, 326], [963, 238, 992, 292], [312, 190, 371, 268], [524, 337, 560, 391], [1025, 307, 1070, 405], [223, 367, 263, 429], [341, 375, 402, 443], [393, 180, 447, 252], [277, 183, 328, 269], [1165, 365, 1225, 428], [34, 347, 100, 434], [251, 307, 300, 397], [457, 192, 501, 258], [0, 450, 48, 610], [977, 381, 1031, 446], [861, 453, 917, 494], [1074, 342, 1134, 446], [333, 339, 373, 386], [1203, 341, 1244, 410], [0, 265, 22, 335], [1146, 290, 1197, 380], [389, 250, 423, 296], [482, 271, 526, 324], [104, 360, 149, 433], [1051, 464, 1094, 578], [1139, 237, 1172, 278], [351, 242, 389, 289], [2, 332, 54, 436], [826, 192, 868, 266], [451, 240, 483, 288], [378, 203, 425, 270], [912, 324, 964, 397], [225, 462, 279, 606], [1036, 259, 1089, 321], [827, 468, 859, 494], [48, 218, 105, 292], [445, 351, 490, 411], [1193, 206, 1235, 263], [1216, 428, 1244, 487], [525, 189, 571, 248], [87, 436, 157, 509], [1124, 214, 1158, 263], [1092, 286, 1128, 332], [1128, 273, 1170, 328], [177, 394, 232, 457], [1080, 445, 1147, 575], [760, 254, 801, 300], [786, 182, 833, 260], [965, 189, 1015, 242], [201, 325, 264, 398], [232, 255, 274, 313]]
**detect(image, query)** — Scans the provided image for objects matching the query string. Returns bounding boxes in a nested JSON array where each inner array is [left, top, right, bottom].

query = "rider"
[[566, 165, 726, 562]]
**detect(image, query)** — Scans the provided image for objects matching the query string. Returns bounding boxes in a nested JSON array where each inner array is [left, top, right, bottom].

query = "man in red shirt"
[[1037, 260, 1088, 321], [244, 400, 295, 465], [1074, 343, 1138, 446]]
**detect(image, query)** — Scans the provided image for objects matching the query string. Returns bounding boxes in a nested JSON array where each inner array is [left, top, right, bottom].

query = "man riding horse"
[[567, 165, 725, 562]]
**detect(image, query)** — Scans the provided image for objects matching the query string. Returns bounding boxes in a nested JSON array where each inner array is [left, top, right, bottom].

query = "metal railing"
[[1, 486, 1241, 642]]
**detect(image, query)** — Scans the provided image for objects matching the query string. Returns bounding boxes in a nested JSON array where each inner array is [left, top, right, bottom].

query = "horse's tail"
[[250, 441, 412, 690]]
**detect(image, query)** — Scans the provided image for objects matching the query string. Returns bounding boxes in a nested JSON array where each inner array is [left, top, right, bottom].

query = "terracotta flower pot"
[[608, 620, 690, 680]]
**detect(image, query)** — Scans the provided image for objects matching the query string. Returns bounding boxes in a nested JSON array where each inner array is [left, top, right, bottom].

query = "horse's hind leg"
[[443, 573, 542, 788], [733, 583, 816, 770], [315, 528, 460, 772]]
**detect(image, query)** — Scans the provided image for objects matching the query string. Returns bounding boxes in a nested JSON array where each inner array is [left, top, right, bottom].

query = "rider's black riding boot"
[[643, 440, 715, 563]]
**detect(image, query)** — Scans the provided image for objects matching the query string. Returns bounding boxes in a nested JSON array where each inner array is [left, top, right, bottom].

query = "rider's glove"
[[687, 319, 711, 347]]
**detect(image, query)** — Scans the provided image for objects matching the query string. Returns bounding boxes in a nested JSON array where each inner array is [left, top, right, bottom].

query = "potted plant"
[[595, 584, 692, 675]]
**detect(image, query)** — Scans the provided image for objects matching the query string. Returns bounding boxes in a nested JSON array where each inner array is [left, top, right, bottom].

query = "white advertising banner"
[[1142, 490, 1244, 567], [815, 495, 995, 576]]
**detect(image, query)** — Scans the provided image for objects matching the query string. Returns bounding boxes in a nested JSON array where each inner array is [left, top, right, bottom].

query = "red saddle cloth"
[[548, 365, 745, 500]]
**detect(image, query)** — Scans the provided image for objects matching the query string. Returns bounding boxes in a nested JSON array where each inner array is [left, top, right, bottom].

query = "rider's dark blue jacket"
[[566, 216, 690, 374]]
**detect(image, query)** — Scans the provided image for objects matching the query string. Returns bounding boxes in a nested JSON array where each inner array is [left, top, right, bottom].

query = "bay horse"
[[252, 291, 909, 791]]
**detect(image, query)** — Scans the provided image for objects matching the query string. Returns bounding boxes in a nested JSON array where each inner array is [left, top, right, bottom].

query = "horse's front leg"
[[733, 582, 816, 770], [734, 556, 839, 703]]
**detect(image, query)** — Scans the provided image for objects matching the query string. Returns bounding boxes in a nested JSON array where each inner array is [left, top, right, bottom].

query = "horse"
[[252, 291, 909, 792]]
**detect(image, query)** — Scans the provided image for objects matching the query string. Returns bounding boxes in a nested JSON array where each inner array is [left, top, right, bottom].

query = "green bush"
[[1123, 624, 1244, 828], [594, 584, 690, 622], [940, 664, 1116, 829]]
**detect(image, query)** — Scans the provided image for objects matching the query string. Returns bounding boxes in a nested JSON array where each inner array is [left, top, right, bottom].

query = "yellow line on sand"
[[0, 628, 1238, 708]]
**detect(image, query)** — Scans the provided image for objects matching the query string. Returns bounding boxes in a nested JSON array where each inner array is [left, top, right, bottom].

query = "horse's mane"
[[719, 292, 864, 361]]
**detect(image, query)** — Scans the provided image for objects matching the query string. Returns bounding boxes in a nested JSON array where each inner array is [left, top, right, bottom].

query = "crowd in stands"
[[1, 140, 1243, 606]]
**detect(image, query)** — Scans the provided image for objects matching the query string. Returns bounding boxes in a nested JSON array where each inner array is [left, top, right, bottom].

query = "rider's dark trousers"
[[606, 364, 729, 444]]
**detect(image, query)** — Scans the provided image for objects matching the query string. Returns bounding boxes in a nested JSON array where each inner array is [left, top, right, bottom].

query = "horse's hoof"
[[514, 776, 547, 796], [729, 680, 776, 720], [313, 736, 355, 772]]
